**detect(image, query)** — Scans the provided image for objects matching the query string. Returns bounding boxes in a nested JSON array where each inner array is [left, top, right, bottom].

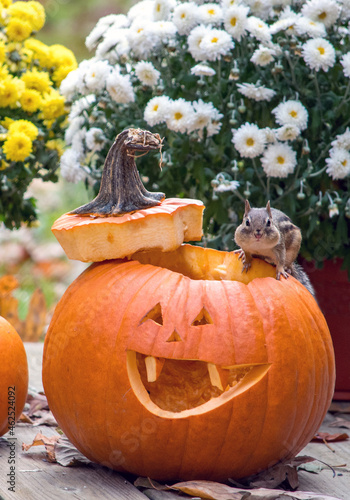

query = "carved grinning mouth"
[[126, 351, 271, 419]]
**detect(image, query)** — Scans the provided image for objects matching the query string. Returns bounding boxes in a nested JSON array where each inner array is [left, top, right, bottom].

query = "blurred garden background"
[[0, 0, 135, 338]]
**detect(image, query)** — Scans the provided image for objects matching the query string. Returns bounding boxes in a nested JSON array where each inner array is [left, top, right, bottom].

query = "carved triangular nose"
[[166, 329, 182, 342]]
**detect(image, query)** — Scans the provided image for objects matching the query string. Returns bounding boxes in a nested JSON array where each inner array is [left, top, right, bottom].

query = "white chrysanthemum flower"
[[85, 15, 128, 51], [232, 122, 266, 158], [269, 7, 300, 35], [214, 180, 240, 192], [341, 52, 350, 78], [199, 28, 234, 61], [339, 0, 350, 20], [275, 125, 301, 141], [301, 0, 340, 28], [244, 0, 270, 20], [85, 24, 108, 52], [250, 45, 276, 66], [60, 149, 86, 183], [187, 25, 210, 61], [246, 16, 272, 43], [151, 20, 177, 43], [295, 16, 326, 38], [223, 5, 249, 41], [166, 98, 195, 133], [69, 94, 96, 120], [272, 100, 309, 131], [65, 116, 85, 145], [191, 63, 216, 76], [135, 61, 161, 87], [331, 128, 350, 149], [128, 20, 160, 58], [128, 0, 155, 22], [85, 128, 106, 152], [95, 29, 130, 61], [263, 127, 277, 143], [60, 67, 85, 100], [153, 0, 176, 20], [71, 127, 87, 155], [144, 95, 172, 126], [326, 148, 350, 179], [221, 0, 244, 10], [189, 99, 223, 135], [261, 143, 297, 178], [198, 3, 223, 24], [84, 60, 111, 92], [302, 37, 336, 72], [172, 2, 199, 35], [106, 70, 135, 103], [237, 82, 276, 101]]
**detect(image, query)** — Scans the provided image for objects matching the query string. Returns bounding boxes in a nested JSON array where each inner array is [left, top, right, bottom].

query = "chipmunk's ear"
[[266, 200, 272, 218], [244, 199, 251, 216]]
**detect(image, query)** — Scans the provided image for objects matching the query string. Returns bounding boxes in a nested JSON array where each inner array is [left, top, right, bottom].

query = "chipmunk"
[[234, 200, 315, 296]]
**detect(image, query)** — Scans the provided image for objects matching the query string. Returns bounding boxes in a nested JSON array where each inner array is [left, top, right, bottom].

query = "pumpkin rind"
[[0, 316, 29, 437], [42, 248, 335, 481]]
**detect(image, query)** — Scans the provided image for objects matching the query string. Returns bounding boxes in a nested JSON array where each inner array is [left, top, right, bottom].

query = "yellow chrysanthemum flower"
[[0, 64, 9, 78], [24, 38, 50, 67], [9, 119, 38, 140], [50, 44, 77, 69], [0, 76, 24, 107], [52, 65, 76, 86], [3, 132, 32, 162], [1, 117, 14, 129], [0, 41, 6, 63], [21, 68, 52, 94], [19, 88, 42, 112], [6, 18, 32, 42], [0, 160, 9, 170], [40, 89, 66, 120], [8, 1, 45, 32], [46, 139, 64, 157], [1, 0, 12, 8]]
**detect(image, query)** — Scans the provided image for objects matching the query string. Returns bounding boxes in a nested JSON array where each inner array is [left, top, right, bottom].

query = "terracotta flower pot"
[[304, 259, 350, 400]]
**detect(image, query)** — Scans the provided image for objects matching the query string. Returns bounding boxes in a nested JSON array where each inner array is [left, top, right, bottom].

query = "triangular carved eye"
[[139, 303, 163, 326], [166, 329, 182, 342], [191, 307, 213, 326]]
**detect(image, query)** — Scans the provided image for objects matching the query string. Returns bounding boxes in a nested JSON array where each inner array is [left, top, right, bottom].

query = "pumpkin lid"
[[52, 128, 204, 262]]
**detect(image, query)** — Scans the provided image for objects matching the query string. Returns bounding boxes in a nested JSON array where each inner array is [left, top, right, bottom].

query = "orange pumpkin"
[[0, 316, 28, 437], [42, 245, 335, 481]]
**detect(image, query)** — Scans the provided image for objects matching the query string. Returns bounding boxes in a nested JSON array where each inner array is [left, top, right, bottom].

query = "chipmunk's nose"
[[254, 229, 262, 239]]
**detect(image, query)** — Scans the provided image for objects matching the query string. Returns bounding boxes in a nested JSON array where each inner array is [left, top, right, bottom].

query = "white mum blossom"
[[261, 143, 297, 178], [69, 94, 96, 120], [232, 122, 266, 158], [237, 82, 276, 101], [302, 37, 336, 72], [151, 20, 177, 43], [295, 16, 326, 38], [198, 28, 234, 61], [198, 3, 223, 24], [221, 0, 245, 10], [95, 29, 130, 61], [85, 128, 106, 151], [339, 0, 350, 20], [269, 8, 300, 35], [172, 2, 199, 35], [84, 60, 111, 92], [85, 24, 109, 52], [128, 0, 155, 22], [250, 45, 276, 66], [214, 180, 240, 192], [64, 116, 85, 145], [71, 127, 87, 155], [128, 20, 160, 58], [272, 100, 309, 131], [341, 52, 350, 77], [60, 149, 86, 184], [190, 64, 216, 76], [106, 70, 135, 103], [135, 61, 161, 87], [60, 67, 85, 100], [223, 5, 249, 41], [85, 15, 128, 51], [144, 95, 172, 126], [301, 0, 340, 28], [244, 0, 271, 20], [275, 125, 301, 141], [187, 25, 211, 61], [246, 16, 272, 43], [166, 98, 195, 133], [153, 0, 176, 20], [326, 148, 350, 179], [190, 99, 223, 136], [331, 128, 350, 149]]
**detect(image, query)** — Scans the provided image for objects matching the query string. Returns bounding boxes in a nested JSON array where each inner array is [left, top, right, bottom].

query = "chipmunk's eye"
[[266, 219, 271, 227], [245, 219, 250, 226]]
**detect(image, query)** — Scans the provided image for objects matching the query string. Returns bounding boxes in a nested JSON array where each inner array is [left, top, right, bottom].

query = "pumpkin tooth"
[[144, 356, 165, 382], [207, 363, 229, 391]]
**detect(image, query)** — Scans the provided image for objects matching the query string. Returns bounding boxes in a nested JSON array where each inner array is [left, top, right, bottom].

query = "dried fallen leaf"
[[328, 403, 350, 414], [22, 432, 60, 462], [54, 436, 91, 466], [312, 432, 349, 443], [24, 288, 47, 341], [26, 392, 49, 417], [32, 411, 58, 427], [19, 413, 34, 424]]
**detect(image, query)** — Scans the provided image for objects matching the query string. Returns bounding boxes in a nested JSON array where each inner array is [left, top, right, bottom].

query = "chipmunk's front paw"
[[276, 269, 289, 280]]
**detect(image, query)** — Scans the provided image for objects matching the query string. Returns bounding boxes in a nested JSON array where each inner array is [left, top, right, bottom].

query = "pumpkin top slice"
[[52, 128, 204, 262]]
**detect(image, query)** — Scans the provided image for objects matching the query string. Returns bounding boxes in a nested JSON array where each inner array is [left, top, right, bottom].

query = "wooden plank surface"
[[0, 342, 349, 500]]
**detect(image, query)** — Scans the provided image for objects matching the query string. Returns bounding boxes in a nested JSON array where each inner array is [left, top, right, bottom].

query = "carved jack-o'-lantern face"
[[43, 245, 335, 482]]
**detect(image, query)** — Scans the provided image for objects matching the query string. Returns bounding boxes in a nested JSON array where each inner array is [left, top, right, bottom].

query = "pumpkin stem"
[[70, 128, 165, 216]]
